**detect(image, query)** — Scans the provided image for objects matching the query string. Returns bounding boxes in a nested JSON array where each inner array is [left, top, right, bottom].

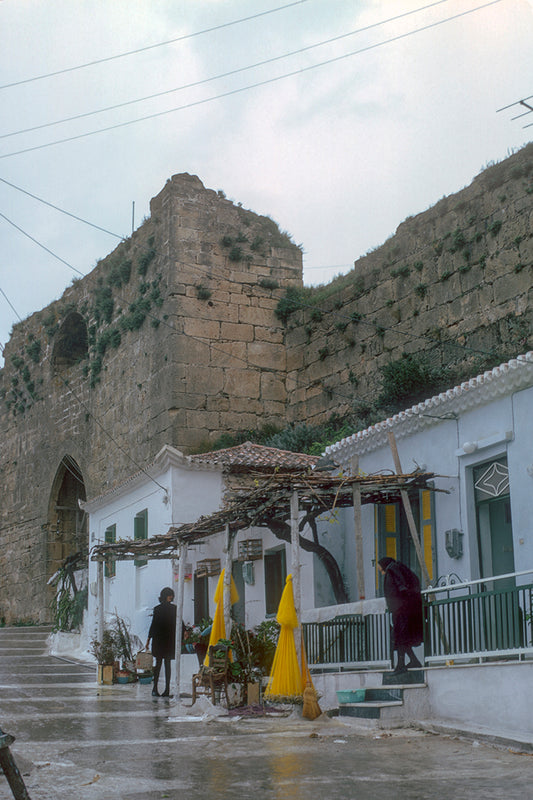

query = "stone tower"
[[0, 174, 302, 623]]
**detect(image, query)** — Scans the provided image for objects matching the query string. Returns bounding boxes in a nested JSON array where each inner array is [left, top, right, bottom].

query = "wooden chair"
[[191, 643, 230, 706]]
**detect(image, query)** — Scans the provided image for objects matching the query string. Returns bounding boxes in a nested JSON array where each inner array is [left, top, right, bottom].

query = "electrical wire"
[[0, 176, 124, 239], [0, 211, 85, 276], [0, 0, 504, 161], [0, 0, 310, 91], [1, 0, 453, 141]]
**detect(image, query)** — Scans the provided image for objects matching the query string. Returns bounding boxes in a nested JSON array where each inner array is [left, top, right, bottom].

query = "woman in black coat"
[[146, 587, 176, 697], [378, 557, 423, 673]]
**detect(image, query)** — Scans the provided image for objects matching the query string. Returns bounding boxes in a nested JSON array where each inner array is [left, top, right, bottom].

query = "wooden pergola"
[[90, 466, 441, 699]]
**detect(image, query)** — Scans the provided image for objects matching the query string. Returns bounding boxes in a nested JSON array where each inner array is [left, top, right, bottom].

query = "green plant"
[[414, 283, 427, 299], [488, 219, 502, 237], [390, 265, 410, 279], [413, 261, 424, 272], [275, 286, 305, 323], [449, 228, 466, 253], [318, 346, 329, 360], [49, 554, 88, 632], [378, 352, 449, 411], [195, 284, 212, 301], [26, 339, 42, 363], [138, 247, 156, 276], [258, 277, 279, 290], [228, 245, 243, 262]]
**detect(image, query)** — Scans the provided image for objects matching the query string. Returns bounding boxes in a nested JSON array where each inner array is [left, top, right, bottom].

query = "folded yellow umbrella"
[[265, 574, 308, 700], [203, 568, 239, 665]]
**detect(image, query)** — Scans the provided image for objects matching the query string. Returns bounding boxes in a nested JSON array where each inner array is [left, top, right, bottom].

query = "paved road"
[[0, 627, 531, 800]]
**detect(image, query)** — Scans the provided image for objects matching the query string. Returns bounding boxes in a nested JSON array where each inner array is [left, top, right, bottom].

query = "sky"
[[0, 0, 532, 366]]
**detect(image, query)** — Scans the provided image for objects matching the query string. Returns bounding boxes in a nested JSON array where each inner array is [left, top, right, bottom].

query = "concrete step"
[[339, 699, 404, 720]]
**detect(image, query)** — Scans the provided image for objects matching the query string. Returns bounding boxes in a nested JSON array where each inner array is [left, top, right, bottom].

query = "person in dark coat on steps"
[[146, 587, 176, 697], [378, 557, 423, 674]]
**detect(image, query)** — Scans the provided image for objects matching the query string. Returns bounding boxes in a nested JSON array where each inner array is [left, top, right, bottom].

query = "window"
[[375, 489, 436, 594], [473, 457, 514, 588], [104, 524, 116, 578], [264, 546, 286, 616], [134, 509, 148, 567]]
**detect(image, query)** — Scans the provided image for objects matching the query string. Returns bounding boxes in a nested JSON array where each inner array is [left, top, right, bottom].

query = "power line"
[[0, 0, 504, 161], [1, 0, 453, 141], [0, 286, 23, 321], [0, 0, 310, 91], [0, 176, 124, 238], [0, 211, 85, 276]]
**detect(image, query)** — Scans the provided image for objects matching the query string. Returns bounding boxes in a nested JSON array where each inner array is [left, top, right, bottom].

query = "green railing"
[[303, 571, 533, 668], [423, 574, 533, 663], [303, 612, 390, 666]]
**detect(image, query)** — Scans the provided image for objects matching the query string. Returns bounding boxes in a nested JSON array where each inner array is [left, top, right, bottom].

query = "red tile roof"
[[189, 441, 319, 471]]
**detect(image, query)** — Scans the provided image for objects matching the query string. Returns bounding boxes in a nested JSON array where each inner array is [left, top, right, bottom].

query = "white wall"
[[336, 383, 533, 601]]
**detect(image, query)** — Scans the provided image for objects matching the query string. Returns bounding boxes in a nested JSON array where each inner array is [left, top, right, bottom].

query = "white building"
[[325, 351, 533, 597], [82, 443, 321, 648]]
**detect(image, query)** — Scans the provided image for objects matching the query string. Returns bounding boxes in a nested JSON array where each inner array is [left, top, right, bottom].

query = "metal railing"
[[303, 569, 533, 668], [423, 569, 533, 663], [303, 612, 391, 667]]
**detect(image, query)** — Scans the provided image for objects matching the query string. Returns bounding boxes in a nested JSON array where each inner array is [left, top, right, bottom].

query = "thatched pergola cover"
[[91, 457, 438, 563]]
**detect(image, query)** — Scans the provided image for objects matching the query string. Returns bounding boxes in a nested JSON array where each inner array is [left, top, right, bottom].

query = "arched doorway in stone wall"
[[46, 455, 88, 622]]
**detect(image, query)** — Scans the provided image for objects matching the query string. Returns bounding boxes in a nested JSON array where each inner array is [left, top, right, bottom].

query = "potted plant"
[[91, 629, 116, 685]]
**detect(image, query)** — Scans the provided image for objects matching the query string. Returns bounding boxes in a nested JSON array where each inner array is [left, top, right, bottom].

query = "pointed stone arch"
[[46, 456, 88, 611]]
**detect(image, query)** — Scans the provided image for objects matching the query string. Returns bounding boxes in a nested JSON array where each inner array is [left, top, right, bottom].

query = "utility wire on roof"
[[0, 176, 124, 239], [0, 0, 503, 161], [1, 0, 453, 141], [0, 0, 310, 91]]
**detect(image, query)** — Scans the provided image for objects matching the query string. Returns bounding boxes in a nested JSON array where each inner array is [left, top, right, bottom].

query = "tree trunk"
[[266, 516, 349, 604]]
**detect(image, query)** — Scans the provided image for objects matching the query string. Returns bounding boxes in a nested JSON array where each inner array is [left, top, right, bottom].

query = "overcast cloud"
[[1, 0, 532, 366]]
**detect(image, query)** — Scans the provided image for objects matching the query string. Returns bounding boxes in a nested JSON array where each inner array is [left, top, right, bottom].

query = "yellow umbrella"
[[203, 568, 239, 665], [265, 574, 311, 700]]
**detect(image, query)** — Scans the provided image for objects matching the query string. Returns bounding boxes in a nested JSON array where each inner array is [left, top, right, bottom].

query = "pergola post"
[[290, 490, 302, 669], [387, 430, 431, 588], [223, 524, 234, 639], [173, 541, 187, 701], [351, 456, 366, 600], [97, 559, 104, 641]]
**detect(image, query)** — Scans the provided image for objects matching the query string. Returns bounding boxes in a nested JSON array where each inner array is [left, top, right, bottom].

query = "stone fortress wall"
[[0, 144, 531, 622]]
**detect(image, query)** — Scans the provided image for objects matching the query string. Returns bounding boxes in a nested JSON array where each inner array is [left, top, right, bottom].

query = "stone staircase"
[[335, 669, 429, 726]]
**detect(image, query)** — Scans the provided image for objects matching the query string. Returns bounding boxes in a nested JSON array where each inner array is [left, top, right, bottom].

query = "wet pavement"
[[1, 626, 532, 800]]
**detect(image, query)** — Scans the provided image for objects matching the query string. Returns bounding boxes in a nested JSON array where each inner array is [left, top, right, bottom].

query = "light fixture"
[[462, 441, 477, 454]]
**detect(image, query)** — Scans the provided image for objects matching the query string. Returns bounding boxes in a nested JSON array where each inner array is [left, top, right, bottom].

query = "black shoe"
[[407, 659, 422, 669], [160, 690, 173, 698], [392, 665, 407, 675], [152, 689, 160, 697]]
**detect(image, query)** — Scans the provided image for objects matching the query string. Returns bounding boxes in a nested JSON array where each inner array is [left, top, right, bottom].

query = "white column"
[[97, 560, 104, 641], [223, 524, 233, 639], [173, 542, 187, 700], [290, 490, 302, 670], [351, 456, 366, 600]]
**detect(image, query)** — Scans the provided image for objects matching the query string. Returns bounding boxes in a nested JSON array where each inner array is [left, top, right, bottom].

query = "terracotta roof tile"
[[189, 441, 319, 471]]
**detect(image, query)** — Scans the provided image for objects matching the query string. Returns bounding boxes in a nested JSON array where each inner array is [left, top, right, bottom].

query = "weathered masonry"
[[0, 174, 302, 622], [1, 144, 532, 623]]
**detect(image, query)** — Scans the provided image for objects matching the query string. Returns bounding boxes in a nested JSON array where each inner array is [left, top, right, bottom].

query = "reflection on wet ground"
[[0, 629, 531, 799]]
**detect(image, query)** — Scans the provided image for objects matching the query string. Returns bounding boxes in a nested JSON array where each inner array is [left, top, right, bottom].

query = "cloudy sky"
[[0, 0, 531, 365]]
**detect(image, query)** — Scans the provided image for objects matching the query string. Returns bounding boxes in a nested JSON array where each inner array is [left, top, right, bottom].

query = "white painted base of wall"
[[311, 660, 533, 744]]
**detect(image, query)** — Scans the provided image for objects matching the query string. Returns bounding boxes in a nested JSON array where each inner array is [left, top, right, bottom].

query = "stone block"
[[183, 317, 221, 340], [247, 341, 286, 370], [220, 322, 254, 342], [260, 373, 286, 402], [223, 369, 260, 399]]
